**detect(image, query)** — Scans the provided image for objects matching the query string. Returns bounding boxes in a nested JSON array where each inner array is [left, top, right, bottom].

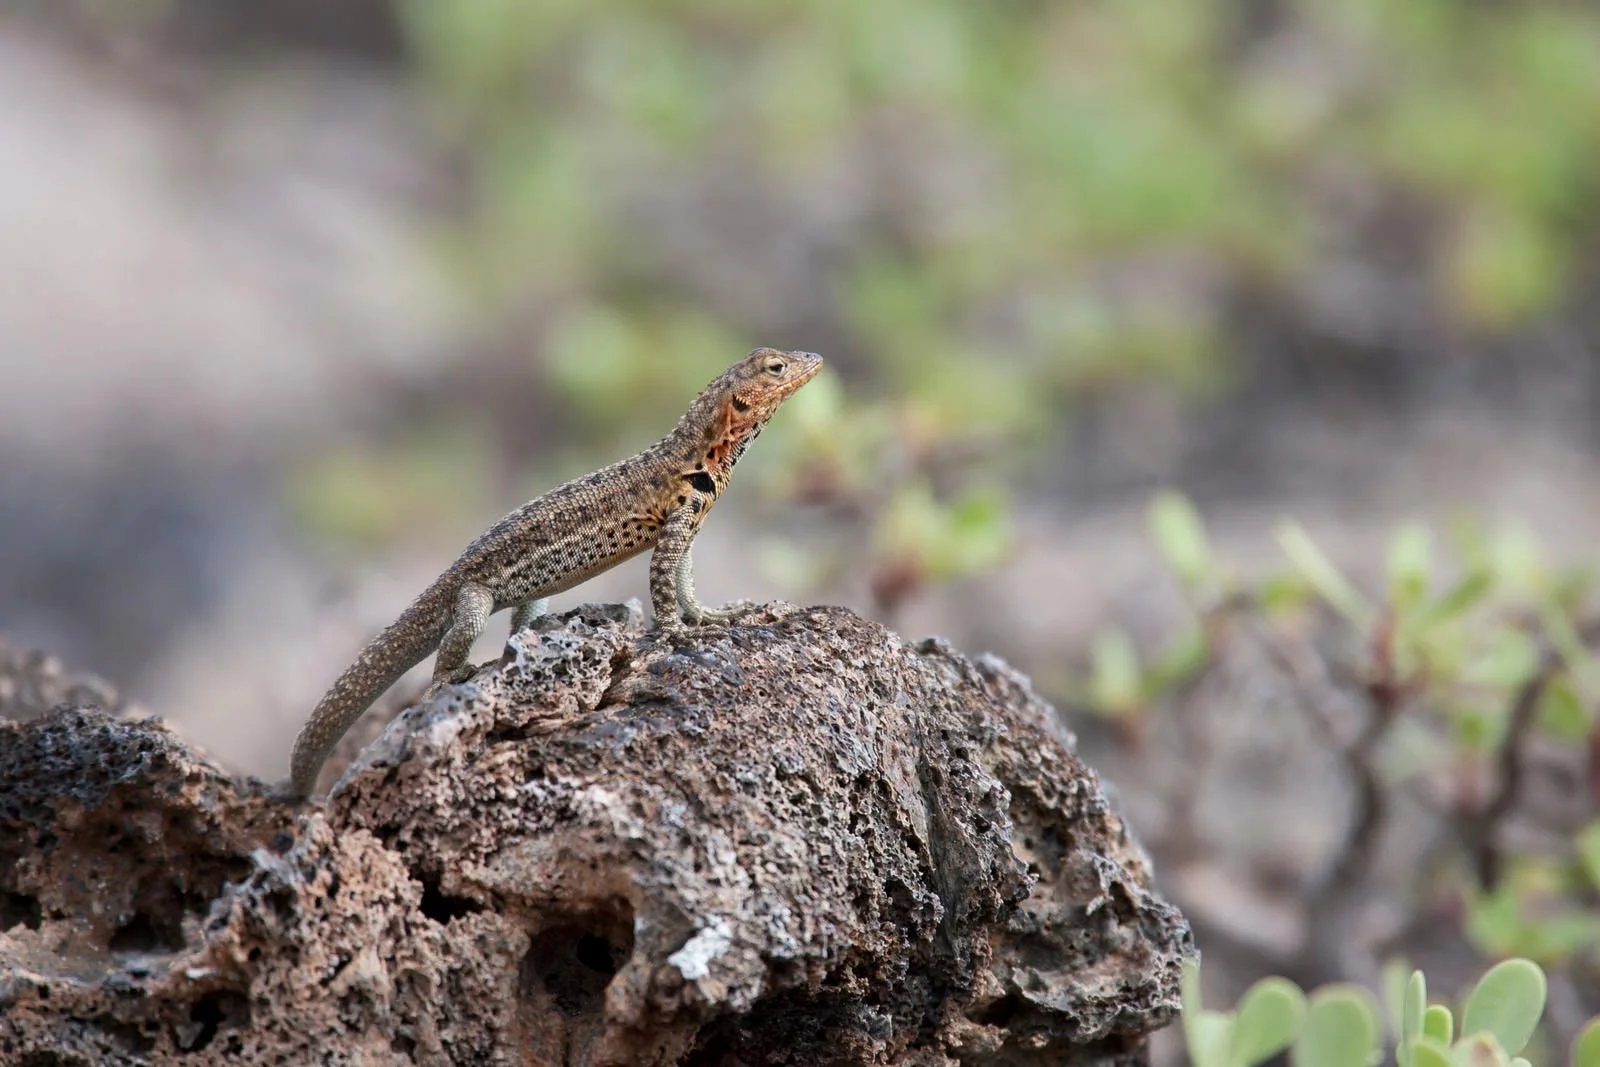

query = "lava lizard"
[[285, 347, 823, 797]]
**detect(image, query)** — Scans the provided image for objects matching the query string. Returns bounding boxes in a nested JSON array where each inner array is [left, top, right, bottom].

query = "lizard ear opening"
[[730, 396, 751, 413]]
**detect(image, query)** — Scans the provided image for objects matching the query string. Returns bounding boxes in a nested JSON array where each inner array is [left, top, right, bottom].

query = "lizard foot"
[[654, 619, 689, 640], [427, 664, 479, 696], [683, 599, 760, 626]]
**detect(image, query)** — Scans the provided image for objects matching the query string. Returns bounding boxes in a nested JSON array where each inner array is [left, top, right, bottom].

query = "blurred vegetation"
[[26, 0, 1600, 1038], [332, 0, 1600, 606], [248, 0, 1600, 990], [1079, 494, 1600, 1047], [1183, 956, 1600, 1067]]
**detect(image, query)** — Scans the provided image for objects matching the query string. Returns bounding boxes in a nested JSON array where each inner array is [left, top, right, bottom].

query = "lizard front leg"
[[650, 507, 700, 635], [675, 550, 749, 625], [434, 581, 494, 683]]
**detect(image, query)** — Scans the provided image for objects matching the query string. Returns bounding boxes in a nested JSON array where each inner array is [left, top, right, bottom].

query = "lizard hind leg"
[[509, 598, 549, 634], [434, 581, 495, 684]]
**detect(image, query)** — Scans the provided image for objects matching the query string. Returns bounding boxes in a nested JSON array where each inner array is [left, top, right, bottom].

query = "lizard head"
[[679, 348, 824, 481], [721, 348, 824, 424]]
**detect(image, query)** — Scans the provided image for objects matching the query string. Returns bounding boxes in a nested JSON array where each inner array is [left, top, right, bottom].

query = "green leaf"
[[1145, 627, 1209, 694], [1454, 708, 1505, 755], [1190, 1012, 1234, 1067], [938, 488, 1015, 577], [1259, 573, 1312, 615], [1412, 1036, 1455, 1067], [1461, 958, 1547, 1057], [1465, 884, 1525, 959], [1181, 959, 1230, 1067], [1538, 678, 1592, 742], [1518, 912, 1600, 961], [1231, 977, 1307, 1067], [1448, 205, 1568, 329], [1292, 985, 1380, 1067], [1459, 630, 1540, 689], [1181, 956, 1204, 1017], [1577, 822, 1600, 894], [1418, 570, 1494, 626], [1400, 970, 1427, 1067], [1275, 521, 1373, 625], [1150, 490, 1213, 590], [1089, 626, 1142, 715], [1489, 523, 1547, 595], [1571, 1016, 1600, 1067], [1424, 1004, 1454, 1046], [1387, 523, 1433, 611], [1382, 958, 1413, 1039]]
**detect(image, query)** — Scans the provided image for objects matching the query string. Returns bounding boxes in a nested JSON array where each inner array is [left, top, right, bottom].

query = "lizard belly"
[[492, 538, 652, 608]]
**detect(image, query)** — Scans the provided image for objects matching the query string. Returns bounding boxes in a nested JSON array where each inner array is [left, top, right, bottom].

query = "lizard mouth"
[[781, 352, 824, 394]]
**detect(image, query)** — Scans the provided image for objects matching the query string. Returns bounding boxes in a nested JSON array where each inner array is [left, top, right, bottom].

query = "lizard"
[[284, 347, 823, 798]]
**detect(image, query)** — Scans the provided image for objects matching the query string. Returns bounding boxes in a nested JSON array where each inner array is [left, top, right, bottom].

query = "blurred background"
[[2, 0, 1598, 1053]]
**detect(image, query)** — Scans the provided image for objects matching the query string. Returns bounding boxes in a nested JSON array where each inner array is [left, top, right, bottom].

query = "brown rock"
[[0, 604, 1191, 1065], [0, 633, 132, 722]]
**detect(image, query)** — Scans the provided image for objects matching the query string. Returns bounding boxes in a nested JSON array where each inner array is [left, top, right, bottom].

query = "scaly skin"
[[285, 348, 824, 797]]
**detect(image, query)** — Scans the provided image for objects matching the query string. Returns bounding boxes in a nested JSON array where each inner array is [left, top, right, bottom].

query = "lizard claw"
[[686, 599, 758, 626]]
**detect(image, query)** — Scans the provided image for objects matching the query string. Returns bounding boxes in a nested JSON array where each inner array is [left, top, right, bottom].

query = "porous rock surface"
[[0, 634, 134, 722], [0, 604, 1192, 1065]]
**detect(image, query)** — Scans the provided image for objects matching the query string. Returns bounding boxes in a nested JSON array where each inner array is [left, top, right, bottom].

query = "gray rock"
[[0, 604, 1191, 1065]]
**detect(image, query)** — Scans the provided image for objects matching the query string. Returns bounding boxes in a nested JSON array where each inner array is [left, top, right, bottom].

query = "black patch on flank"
[[730, 396, 750, 412], [683, 471, 717, 496]]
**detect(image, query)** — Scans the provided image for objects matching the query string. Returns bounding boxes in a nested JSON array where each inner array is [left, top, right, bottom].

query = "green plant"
[[381, 0, 1600, 612], [1082, 495, 1600, 973], [1182, 958, 1598, 1067], [1182, 960, 1306, 1067]]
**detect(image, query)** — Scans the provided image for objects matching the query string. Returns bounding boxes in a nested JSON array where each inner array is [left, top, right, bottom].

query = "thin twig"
[[1465, 618, 1600, 887]]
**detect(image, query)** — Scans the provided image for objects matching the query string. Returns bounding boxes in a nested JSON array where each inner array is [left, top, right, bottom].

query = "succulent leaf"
[[1190, 1011, 1234, 1067], [1231, 977, 1307, 1067], [1400, 970, 1428, 1067], [1571, 1016, 1600, 1067], [1150, 490, 1213, 590], [1411, 1036, 1454, 1067], [1292, 985, 1380, 1067], [1461, 958, 1547, 1057], [1425, 1004, 1454, 1046]]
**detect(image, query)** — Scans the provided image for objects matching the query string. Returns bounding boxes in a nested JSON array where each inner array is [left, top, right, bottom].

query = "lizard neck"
[[665, 394, 769, 496]]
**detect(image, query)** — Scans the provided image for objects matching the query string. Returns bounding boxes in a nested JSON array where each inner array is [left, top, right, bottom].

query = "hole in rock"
[[18, 1054, 71, 1067], [101, 1018, 155, 1056], [688, 991, 863, 1063], [1, 891, 41, 932], [520, 908, 636, 1020], [972, 993, 1028, 1027], [182, 990, 251, 1052], [417, 873, 483, 924], [109, 910, 185, 955]]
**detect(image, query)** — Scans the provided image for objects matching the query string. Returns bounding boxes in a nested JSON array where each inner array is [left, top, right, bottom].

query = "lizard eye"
[[764, 358, 786, 376]]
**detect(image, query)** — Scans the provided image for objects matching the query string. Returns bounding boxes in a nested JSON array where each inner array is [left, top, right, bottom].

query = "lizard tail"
[[285, 588, 450, 798]]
